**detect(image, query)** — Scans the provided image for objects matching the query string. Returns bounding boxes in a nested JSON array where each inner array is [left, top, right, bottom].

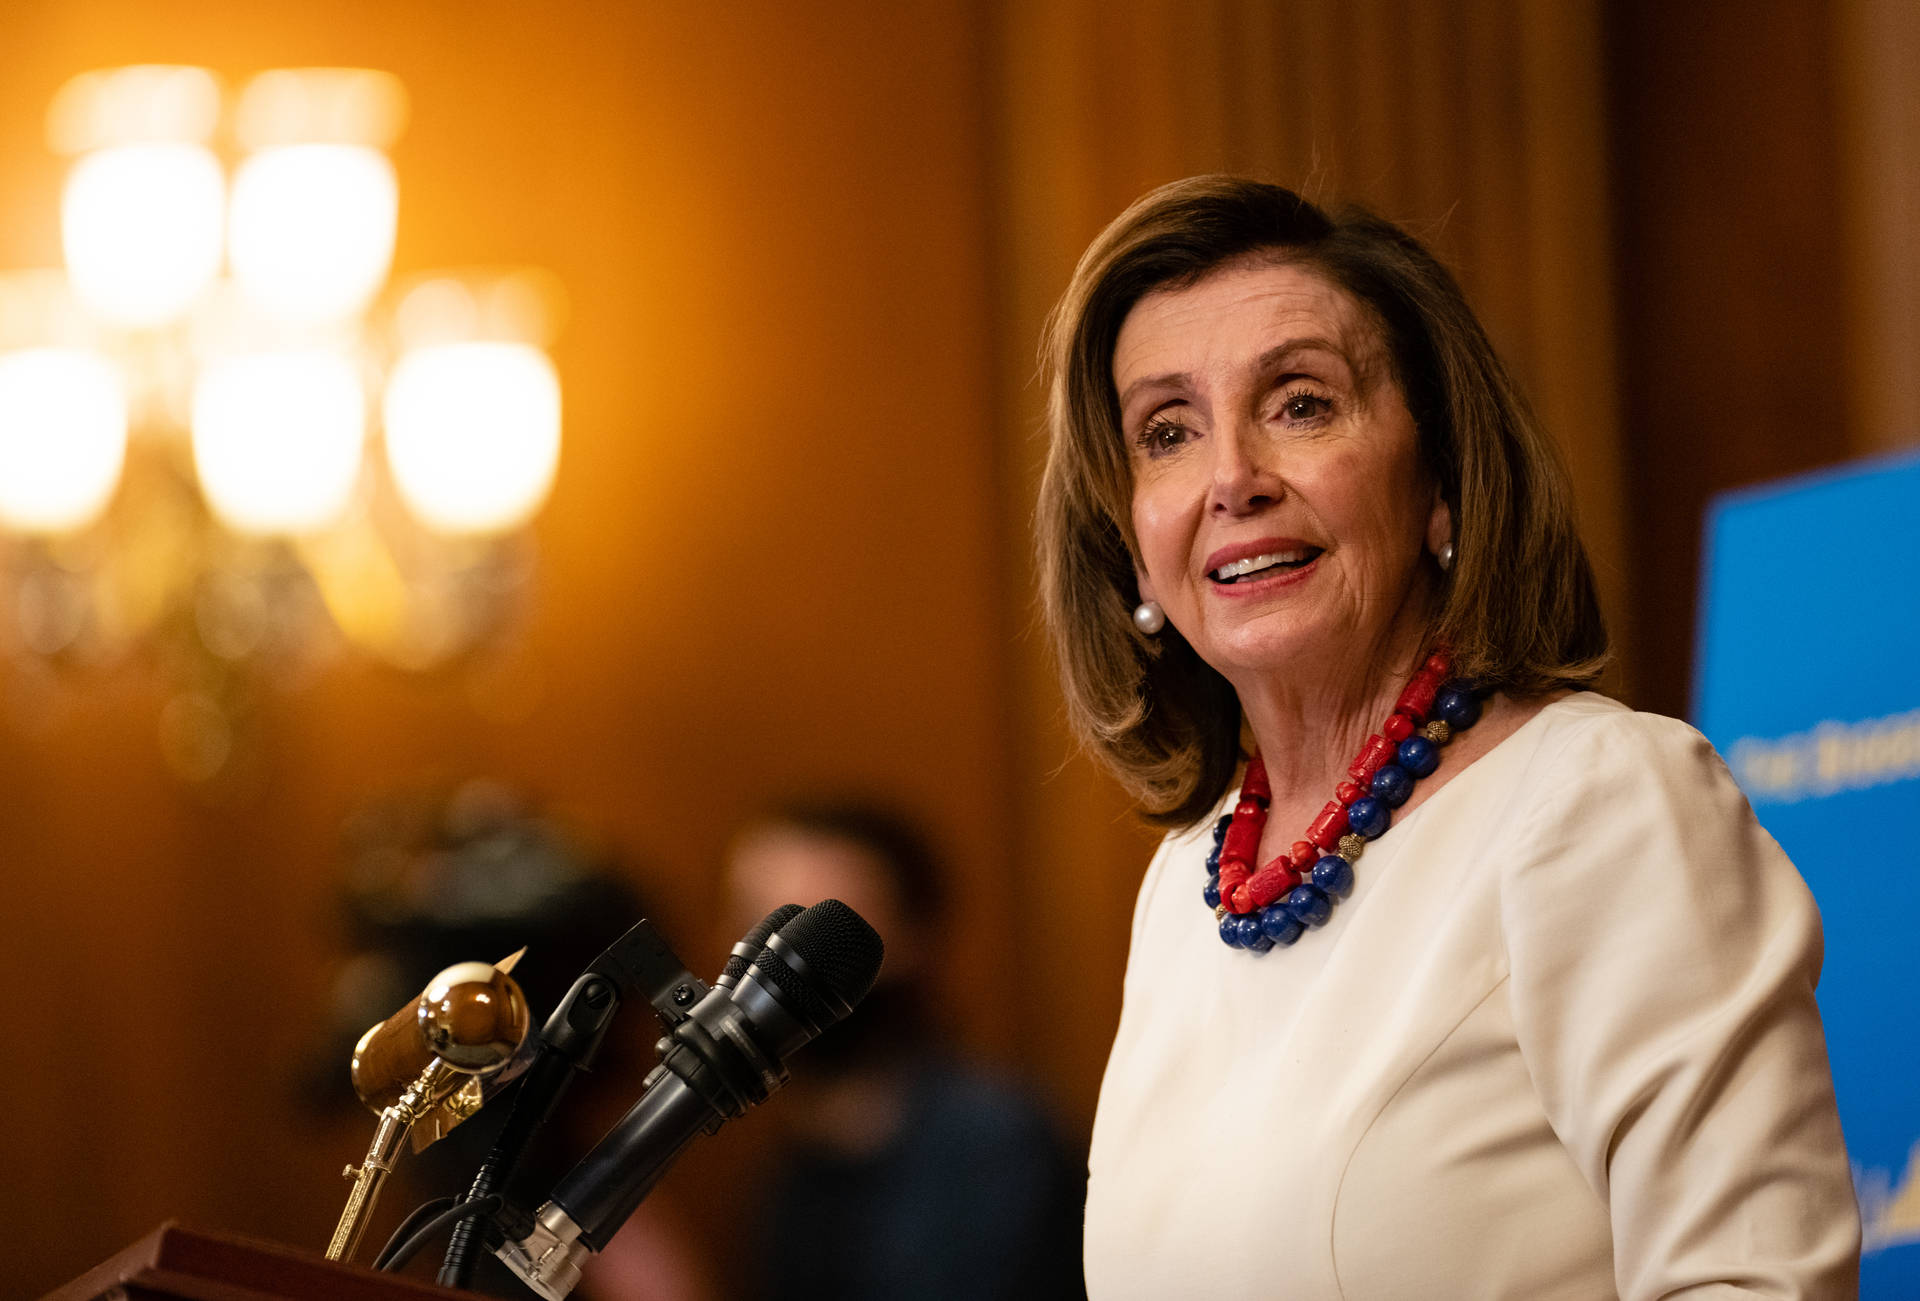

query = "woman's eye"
[[1278, 391, 1331, 423], [1136, 413, 1192, 455]]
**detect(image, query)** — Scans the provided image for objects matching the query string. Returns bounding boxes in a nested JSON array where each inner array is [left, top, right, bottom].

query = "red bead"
[[1383, 711, 1415, 742], [1241, 759, 1271, 802], [1234, 799, 1263, 821], [1227, 882, 1255, 914], [1220, 819, 1261, 867], [1346, 734, 1396, 784], [1219, 861, 1251, 894], [1335, 780, 1363, 805], [1307, 800, 1350, 850], [1394, 673, 1439, 722], [1425, 651, 1452, 677], [1290, 840, 1318, 868], [1246, 863, 1294, 909]]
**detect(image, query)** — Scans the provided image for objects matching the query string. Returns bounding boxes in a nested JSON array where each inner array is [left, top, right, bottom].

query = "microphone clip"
[[586, 917, 712, 1032]]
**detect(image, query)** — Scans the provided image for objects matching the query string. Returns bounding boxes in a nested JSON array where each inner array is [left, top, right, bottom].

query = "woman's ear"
[[1134, 567, 1158, 606], [1426, 495, 1454, 561]]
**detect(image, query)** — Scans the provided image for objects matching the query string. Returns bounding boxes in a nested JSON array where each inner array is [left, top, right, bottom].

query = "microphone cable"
[[379, 1194, 503, 1273]]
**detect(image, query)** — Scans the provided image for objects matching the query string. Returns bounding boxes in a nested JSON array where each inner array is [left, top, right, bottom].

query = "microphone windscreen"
[[720, 903, 804, 987], [771, 898, 885, 1011]]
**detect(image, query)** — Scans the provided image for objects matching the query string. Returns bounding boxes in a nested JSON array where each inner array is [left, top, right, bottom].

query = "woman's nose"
[[1207, 420, 1281, 515]]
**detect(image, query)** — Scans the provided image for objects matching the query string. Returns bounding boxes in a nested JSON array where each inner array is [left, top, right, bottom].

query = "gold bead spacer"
[[1337, 832, 1367, 863], [1423, 719, 1452, 745], [1214, 904, 1229, 922]]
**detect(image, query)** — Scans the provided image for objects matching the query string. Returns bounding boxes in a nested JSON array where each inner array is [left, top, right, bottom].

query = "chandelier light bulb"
[[46, 65, 223, 156], [384, 342, 561, 535], [229, 144, 398, 323], [192, 350, 366, 535], [62, 143, 225, 327], [0, 348, 128, 533]]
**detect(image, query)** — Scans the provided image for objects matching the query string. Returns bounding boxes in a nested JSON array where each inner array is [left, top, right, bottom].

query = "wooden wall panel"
[[0, 3, 1007, 1294], [1837, 0, 1920, 454], [1604, 0, 1853, 718]]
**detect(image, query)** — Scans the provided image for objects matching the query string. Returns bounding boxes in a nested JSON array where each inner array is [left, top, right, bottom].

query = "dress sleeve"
[[1501, 710, 1861, 1299]]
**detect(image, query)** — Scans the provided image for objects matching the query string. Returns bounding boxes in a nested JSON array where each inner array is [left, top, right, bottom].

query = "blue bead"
[[1258, 904, 1305, 946], [1284, 883, 1332, 928], [1433, 684, 1480, 729], [1397, 735, 1438, 777], [1212, 814, 1233, 845], [1370, 763, 1412, 807], [1218, 916, 1243, 948], [1312, 854, 1355, 898], [1202, 874, 1221, 909], [1231, 914, 1264, 949], [1346, 795, 1389, 839], [1245, 930, 1275, 953], [1204, 845, 1221, 872]]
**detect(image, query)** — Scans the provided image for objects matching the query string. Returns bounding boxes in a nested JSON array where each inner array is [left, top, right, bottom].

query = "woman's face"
[[1116, 258, 1449, 696]]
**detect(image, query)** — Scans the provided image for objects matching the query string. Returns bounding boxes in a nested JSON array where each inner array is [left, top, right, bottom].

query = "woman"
[[1038, 176, 1860, 1298]]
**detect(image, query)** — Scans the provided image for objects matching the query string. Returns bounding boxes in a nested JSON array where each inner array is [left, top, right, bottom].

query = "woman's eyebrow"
[[1256, 337, 1348, 374], [1117, 336, 1357, 413], [1117, 370, 1190, 413]]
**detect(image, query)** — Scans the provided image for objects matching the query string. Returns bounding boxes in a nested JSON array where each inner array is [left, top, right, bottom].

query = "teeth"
[[1212, 549, 1309, 581]]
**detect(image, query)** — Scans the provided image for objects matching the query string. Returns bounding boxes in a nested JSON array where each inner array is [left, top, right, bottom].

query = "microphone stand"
[[436, 919, 710, 1290], [329, 1058, 463, 1263]]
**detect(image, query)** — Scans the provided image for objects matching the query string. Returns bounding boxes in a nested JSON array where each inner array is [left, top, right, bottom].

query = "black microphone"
[[715, 902, 803, 991], [438, 912, 722, 1288], [494, 898, 883, 1300]]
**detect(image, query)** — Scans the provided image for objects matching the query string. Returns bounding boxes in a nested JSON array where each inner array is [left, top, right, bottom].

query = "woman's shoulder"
[[1484, 691, 1737, 800], [1480, 692, 1806, 909], [1437, 690, 1788, 895]]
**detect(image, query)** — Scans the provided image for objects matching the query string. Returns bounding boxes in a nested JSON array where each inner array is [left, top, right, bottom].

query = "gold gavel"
[[325, 954, 531, 1265]]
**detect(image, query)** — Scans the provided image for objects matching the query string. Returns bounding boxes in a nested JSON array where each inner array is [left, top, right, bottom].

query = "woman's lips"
[[1207, 549, 1322, 595], [1204, 537, 1316, 573], [1206, 543, 1325, 589]]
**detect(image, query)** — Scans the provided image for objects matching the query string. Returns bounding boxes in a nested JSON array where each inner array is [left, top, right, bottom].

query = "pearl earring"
[[1437, 540, 1455, 572], [1133, 601, 1166, 634]]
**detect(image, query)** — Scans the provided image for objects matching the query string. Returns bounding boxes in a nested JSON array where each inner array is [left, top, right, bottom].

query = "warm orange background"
[[2, 1, 1913, 1296]]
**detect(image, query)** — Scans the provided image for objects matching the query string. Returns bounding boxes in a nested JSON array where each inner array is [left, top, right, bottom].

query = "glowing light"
[[46, 65, 222, 155], [392, 269, 567, 350], [192, 351, 366, 534], [234, 68, 407, 152], [62, 143, 224, 327], [0, 349, 128, 533], [230, 144, 398, 323], [384, 343, 561, 535]]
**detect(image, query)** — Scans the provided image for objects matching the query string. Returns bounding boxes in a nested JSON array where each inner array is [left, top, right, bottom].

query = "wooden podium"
[[41, 1222, 480, 1301]]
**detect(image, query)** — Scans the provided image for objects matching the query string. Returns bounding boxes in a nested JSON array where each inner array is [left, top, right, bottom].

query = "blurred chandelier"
[[0, 66, 563, 761]]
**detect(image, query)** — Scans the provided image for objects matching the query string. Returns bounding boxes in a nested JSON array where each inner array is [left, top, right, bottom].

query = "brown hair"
[[1035, 175, 1608, 826]]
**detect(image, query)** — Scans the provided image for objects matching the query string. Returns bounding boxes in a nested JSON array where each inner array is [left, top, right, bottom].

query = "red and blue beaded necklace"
[[1204, 650, 1484, 952]]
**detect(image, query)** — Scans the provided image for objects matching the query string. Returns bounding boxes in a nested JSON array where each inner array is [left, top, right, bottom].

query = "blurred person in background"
[[1038, 176, 1860, 1297], [717, 799, 1086, 1300]]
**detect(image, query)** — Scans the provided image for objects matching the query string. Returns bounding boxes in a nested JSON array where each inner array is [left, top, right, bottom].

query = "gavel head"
[[418, 960, 530, 1073]]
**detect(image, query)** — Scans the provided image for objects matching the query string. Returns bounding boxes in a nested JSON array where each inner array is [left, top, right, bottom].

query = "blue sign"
[[1695, 450, 1920, 1295]]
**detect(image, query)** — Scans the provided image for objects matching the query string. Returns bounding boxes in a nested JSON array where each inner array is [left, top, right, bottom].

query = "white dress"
[[1082, 694, 1860, 1299]]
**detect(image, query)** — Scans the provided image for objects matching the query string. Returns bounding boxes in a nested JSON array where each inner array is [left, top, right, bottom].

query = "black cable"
[[437, 1051, 571, 1286], [371, 1196, 456, 1272], [438, 1153, 509, 1283], [379, 1194, 503, 1274]]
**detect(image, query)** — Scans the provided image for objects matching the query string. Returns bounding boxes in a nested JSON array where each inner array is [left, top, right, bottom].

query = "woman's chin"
[[1199, 619, 1409, 695], [1196, 631, 1316, 686]]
